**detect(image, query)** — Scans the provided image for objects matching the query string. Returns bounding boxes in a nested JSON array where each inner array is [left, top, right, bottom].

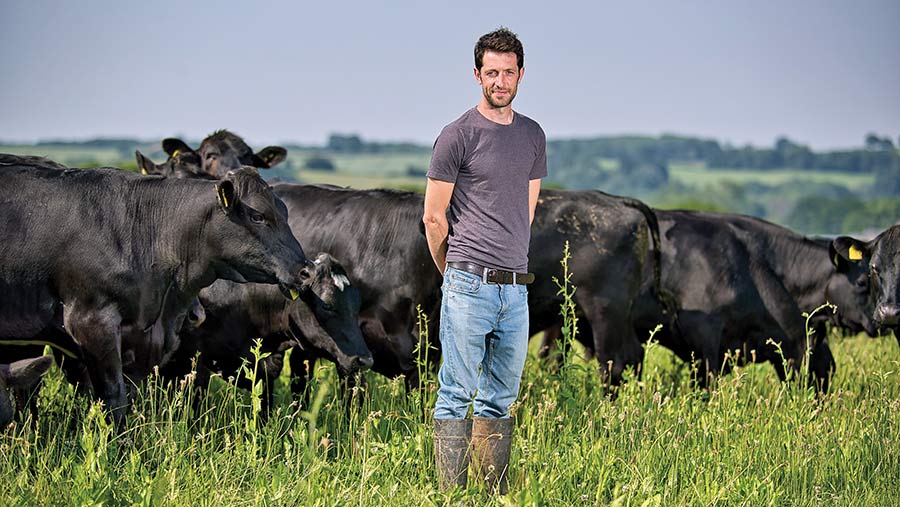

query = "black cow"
[[274, 187, 662, 389], [139, 137, 441, 386], [135, 149, 214, 180], [529, 190, 664, 386], [273, 184, 444, 386], [166, 252, 373, 412], [833, 225, 900, 339], [0, 154, 308, 429], [628, 210, 876, 392], [0, 356, 53, 429], [161, 130, 287, 179], [151, 157, 663, 389]]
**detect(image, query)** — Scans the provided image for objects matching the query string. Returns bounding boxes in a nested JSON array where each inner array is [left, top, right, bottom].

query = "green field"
[[281, 150, 429, 190], [2, 325, 898, 506], [669, 163, 876, 191], [293, 170, 424, 191], [0, 145, 129, 167]]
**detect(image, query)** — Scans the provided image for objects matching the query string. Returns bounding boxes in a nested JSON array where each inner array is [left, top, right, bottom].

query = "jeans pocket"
[[516, 283, 529, 298], [444, 268, 481, 295]]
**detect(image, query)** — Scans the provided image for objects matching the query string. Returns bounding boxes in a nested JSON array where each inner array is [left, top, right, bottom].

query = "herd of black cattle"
[[1, 130, 898, 432]]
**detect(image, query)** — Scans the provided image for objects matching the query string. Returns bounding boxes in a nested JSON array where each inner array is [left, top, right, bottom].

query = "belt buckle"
[[482, 266, 489, 284]]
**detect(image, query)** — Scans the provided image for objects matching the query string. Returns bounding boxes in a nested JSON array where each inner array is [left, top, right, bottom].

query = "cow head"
[[290, 253, 373, 376], [162, 130, 287, 179], [827, 236, 879, 336], [834, 226, 900, 334], [208, 167, 310, 300], [0, 356, 53, 429], [135, 150, 210, 179]]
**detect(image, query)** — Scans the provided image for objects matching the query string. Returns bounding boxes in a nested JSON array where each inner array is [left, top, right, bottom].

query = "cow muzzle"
[[875, 304, 900, 327], [336, 352, 374, 376]]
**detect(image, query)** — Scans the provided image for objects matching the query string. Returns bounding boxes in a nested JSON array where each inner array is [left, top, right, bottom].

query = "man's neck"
[[476, 102, 515, 125]]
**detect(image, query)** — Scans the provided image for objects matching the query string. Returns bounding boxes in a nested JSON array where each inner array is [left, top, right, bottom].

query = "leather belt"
[[446, 261, 535, 285]]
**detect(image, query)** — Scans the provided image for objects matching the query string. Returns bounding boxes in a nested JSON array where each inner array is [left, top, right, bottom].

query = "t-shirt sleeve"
[[427, 126, 463, 183], [529, 125, 548, 180]]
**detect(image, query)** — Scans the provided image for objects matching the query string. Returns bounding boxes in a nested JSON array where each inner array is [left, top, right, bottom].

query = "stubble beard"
[[483, 86, 517, 109]]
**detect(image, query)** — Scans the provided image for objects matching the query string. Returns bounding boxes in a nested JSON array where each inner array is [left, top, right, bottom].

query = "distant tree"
[[304, 155, 336, 171], [865, 133, 894, 151], [872, 150, 900, 195], [327, 134, 364, 153], [406, 165, 427, 177]]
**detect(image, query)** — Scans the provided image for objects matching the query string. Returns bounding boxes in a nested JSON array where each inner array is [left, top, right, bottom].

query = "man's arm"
[[528, 178, 542, 225], [423, 177, 455, 275]]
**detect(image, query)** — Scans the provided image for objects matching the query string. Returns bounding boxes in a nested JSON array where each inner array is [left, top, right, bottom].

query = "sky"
[[1, 1, 898, 150]]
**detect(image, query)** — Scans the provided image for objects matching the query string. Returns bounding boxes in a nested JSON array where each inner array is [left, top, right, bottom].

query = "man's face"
[[475, 50, 523, 108]]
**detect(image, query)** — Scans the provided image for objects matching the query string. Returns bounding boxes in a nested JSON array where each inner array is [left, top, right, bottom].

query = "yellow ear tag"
[[140, 167, 148, 175], [849, 245, 863, 261], [290, 289, 300, 301], [173, 149, 181, 158], [216, 185, 230, 208]]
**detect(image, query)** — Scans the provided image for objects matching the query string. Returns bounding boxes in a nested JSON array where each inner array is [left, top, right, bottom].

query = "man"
[[423, 27, 546, 494]]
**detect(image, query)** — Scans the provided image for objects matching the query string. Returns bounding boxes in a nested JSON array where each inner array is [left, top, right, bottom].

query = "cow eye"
[[321, 302, 335, 313], [247, 209, 266, 224]]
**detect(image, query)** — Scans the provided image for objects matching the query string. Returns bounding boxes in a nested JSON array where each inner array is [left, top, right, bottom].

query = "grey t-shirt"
[[427, 107, 547, 272]]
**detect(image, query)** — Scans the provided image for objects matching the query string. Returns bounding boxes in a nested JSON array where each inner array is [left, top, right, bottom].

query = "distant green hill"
[[3, 132, 897, 235]]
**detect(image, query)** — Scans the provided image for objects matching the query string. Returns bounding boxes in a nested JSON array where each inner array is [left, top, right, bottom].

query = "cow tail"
[[623, 199, 679, 330]]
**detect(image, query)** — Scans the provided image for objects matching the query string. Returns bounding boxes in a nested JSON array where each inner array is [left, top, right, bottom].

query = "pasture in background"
[[3, 131, 898, 236]]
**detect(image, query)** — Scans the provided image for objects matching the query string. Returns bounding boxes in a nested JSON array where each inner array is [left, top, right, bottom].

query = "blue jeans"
[[434, 266, 529, 420]]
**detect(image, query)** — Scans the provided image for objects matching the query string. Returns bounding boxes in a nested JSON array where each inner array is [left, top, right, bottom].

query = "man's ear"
[[252, 146, 288, 168], [215, 179, 237, 214], [830, 236, 869, 271], [162, 138, 196, 158], [135, 150, 157, 176]]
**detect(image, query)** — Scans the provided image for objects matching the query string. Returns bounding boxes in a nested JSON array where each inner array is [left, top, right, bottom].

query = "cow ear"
[[252, 146, 287, 168], [162, 138, 196, 158], [215, 179, 237, 214], [5, 356, 53, 388], [135, 150, 157, 176], [830, 236, 869, 270]]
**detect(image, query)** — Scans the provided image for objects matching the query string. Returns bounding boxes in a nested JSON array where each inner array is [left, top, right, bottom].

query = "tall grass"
[[2, 251, 898, 505]]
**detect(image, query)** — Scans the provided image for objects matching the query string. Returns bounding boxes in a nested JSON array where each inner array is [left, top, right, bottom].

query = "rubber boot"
[[434, 418, 471, 490], [471, 416, 514, 494]]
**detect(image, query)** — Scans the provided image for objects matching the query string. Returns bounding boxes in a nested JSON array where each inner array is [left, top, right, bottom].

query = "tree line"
[[545, 134, 900, 195]]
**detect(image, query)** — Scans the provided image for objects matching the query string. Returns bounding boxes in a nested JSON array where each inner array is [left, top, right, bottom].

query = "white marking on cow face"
[[332, 274, 350, 291]]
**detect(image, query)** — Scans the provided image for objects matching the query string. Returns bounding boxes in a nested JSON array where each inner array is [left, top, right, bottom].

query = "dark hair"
[[474, 27, 524, 70]]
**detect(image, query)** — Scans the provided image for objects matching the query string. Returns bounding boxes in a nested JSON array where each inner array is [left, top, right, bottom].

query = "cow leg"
[[67, 308, 128, 431], [750, 271, 810, 385], [579, 297, 643, 388], [807, 321, 835, 393], [258, 350, 285, 421], [289, 347, 315, 407], [677, 311, 724, 389], [360, 318, 419, 389], [536, 324, 565, 372]]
